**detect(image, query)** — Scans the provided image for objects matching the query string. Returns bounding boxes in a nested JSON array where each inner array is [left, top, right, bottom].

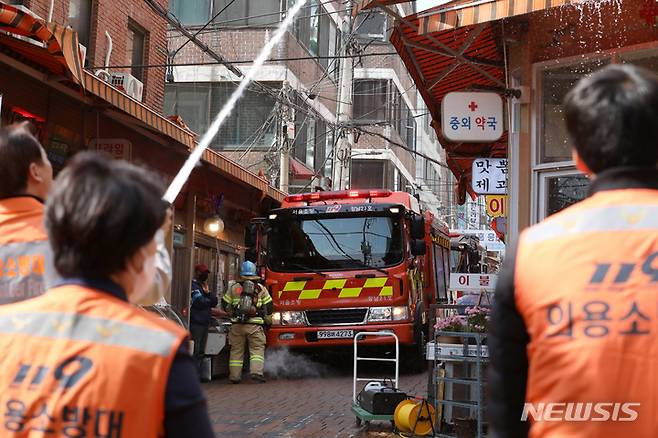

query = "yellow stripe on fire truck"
[[279, 279, 393, 299]]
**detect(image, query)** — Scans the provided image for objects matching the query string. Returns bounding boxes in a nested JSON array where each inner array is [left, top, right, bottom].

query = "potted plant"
[[464, 306, 490, 345], [434, 314, 464, 343]]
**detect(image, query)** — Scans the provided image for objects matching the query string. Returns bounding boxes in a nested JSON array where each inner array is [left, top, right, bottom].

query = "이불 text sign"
[[441, 92, 503, 142]]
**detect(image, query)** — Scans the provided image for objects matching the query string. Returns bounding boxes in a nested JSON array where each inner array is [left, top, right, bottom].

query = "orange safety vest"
[[515, 188, 658, 437], [0, 197, 55, 304], [0, 284, 187, 437]]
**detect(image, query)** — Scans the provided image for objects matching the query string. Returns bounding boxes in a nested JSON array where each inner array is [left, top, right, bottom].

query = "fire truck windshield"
[[268, 215, 404, 272]]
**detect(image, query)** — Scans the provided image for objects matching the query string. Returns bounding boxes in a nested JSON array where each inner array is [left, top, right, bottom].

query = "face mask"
[[198, 272, 209, 282], [130, 248, 157, 305]]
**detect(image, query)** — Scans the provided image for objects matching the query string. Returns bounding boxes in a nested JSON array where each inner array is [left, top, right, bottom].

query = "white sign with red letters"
[[441, 92, 503, 142]]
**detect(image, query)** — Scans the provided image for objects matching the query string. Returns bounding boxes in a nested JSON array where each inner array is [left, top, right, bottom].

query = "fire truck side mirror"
[[410, 215, 425, 240], [410, 239, 426, 256]]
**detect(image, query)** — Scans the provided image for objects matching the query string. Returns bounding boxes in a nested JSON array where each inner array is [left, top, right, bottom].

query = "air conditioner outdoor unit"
[[110, 73, 143, 102]]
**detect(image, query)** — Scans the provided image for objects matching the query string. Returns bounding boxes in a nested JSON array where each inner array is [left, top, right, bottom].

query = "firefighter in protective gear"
[[222, 260, 273, 383], [0, 153, 214, 437], [0, 122, 54, 303], [489, 65, 658, 438]]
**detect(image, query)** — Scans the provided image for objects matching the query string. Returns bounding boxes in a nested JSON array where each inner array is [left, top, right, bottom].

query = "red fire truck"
[[245, 189, 451, 368]]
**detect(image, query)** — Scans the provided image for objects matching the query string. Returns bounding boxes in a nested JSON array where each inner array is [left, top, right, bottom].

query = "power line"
[[176, 0, 352, 28], [352, 126, 450, 170], [89, 52, 400, 70], [172, 0, 237, 56]]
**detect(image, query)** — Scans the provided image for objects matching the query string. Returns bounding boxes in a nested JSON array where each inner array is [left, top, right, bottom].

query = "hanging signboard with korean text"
[[472, 158, 507, 195], [449, 273, 498, 292], [453, 229, 505, 252], [486, 195, 507, 218], [441, 92, 503, 142], [89, 139, 132, 161]]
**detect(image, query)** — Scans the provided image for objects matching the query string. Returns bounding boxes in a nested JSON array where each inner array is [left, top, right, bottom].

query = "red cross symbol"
[[640, 0, 658, 25], [468, 101, 478, 112]]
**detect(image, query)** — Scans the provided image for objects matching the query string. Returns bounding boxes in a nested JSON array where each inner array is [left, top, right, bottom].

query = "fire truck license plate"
[[317, 329, 354, 339]]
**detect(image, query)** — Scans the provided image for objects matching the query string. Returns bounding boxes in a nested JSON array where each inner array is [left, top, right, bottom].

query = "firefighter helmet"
[[240, 261, 259, 279]]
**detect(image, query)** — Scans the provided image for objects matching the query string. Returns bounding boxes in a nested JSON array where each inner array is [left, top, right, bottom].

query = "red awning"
[[290, 157, 315, 179], [0, 2, 84, 86], [389, 15, 505, 200]]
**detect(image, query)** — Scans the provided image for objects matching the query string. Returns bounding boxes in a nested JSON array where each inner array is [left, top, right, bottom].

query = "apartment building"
[[164, 0, 341, 192]]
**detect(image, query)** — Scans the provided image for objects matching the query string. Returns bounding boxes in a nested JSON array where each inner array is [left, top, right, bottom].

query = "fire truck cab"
[[245, 189, 451, 369]]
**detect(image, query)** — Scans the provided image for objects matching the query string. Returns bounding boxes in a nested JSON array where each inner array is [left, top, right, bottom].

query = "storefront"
[[0, 4, 283, 319]]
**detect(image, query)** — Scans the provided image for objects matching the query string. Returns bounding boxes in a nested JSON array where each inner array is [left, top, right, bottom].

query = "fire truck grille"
[[305, 309, 368, 326]]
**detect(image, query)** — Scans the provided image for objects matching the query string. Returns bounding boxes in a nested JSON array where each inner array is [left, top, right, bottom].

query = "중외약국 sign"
[[441, 92, 503, 142], [472, 158, 507, 195]]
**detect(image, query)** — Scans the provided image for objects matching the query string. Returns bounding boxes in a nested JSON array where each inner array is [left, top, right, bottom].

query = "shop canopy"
[[290, 157, 316, 180], [0, 2, 84, 85], [355, 0, 583, 201]]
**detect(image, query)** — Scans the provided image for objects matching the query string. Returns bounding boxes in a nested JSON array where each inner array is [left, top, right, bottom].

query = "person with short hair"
[[0, 152, 214, 437], [190, 263, 218, 377], [489, 64, 658, 437], [0, 122, 54, 303]]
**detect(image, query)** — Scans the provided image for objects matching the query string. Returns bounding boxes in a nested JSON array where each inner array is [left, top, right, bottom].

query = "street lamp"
[[203, 215, 224, 236]]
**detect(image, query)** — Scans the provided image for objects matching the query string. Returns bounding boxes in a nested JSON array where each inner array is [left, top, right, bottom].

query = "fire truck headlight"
[[368, 307, 393, 322], [392, 306, 409, 321], [272, 311, 306, 326]]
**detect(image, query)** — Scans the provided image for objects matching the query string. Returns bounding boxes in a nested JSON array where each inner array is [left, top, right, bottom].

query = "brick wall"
[[26, 0, 168, 111]]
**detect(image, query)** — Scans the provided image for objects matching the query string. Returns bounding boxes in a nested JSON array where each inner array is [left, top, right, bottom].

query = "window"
[[290, 0, 337, 73], [165, 82, 278, 149], [68, 0, 92, 48], [127, 24, 146, 81], [538, 171, 590, 219], [213, 0, 281, 26], [433, 244, 448, 302], [212, 83, 277, 148], [406, 108, 416, 150], [355, 11, 387, 40], [318, 11, 338, 70], [540, 58, 609, 164], [534, 56, 610, 221], [169, 0, 280, 27], [292, 102, 329, 173], [351, 160, 385, 189], [353, 80, 388, 121], [268, 215, 404, 271], [169, 0, 211, 26], [164, 84, 211, 136]]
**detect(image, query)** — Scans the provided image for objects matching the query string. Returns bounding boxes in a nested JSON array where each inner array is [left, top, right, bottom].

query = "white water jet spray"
[[163, 0, 308, 204]]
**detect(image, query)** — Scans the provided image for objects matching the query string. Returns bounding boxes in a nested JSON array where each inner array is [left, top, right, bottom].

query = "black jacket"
[[190, 280, 218, 326]]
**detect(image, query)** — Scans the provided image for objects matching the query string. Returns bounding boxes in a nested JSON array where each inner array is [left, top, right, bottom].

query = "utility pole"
[[331, 3, 354, 191], [279, 82, 294, 193]]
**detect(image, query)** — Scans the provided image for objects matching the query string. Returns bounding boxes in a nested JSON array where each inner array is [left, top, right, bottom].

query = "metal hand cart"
[[351, 331, 399, 429]]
